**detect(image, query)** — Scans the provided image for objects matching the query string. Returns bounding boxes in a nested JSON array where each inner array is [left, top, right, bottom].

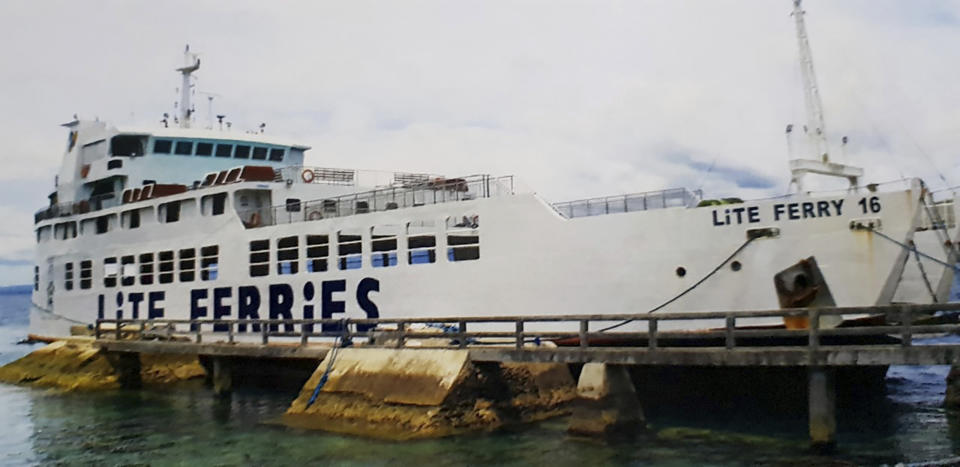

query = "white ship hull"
[[30, 177, 944, 339]]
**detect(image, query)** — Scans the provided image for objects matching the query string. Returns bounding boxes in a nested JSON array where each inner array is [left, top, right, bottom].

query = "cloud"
[[0, 0, 959, 276]]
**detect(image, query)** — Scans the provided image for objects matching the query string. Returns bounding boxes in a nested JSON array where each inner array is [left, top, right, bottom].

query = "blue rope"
[[305, 329, 345, 408]]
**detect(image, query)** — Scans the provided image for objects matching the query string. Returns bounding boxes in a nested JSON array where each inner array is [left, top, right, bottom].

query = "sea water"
[[1, 291, 959, 466]]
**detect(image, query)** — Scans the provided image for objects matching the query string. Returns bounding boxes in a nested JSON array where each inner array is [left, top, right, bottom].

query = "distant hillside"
[[0, 285, 31, 295]]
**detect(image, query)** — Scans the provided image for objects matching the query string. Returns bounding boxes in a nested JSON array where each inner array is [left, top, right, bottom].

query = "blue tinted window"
[[174, 141, 193, 155]]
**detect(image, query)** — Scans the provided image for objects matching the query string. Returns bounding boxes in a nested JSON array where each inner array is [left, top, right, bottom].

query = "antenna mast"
[[176, 45, 201, 129], [787, 0, 862, 192]]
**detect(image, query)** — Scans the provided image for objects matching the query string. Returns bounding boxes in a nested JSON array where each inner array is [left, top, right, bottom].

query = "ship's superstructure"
[[28, 11, 960, 339]]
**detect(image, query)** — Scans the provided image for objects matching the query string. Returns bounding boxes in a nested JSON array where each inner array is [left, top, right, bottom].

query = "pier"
[[91, 302, 960, 449]]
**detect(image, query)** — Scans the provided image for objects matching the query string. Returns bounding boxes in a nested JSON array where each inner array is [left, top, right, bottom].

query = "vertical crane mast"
[[786, 0, 862, 193], [176, 45, 201, 129], [793, 0, 828, 163]]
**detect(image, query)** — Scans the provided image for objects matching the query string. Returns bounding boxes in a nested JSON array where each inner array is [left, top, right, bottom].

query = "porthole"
[[676, 266, 687, 278], [731, 261, 742, 272]]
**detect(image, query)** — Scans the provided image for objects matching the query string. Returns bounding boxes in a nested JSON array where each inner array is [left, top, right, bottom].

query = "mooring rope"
[[597, 235, 757, 333], [305, 320, 349, 408]]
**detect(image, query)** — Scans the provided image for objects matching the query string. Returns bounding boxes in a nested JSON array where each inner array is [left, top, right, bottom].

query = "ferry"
[[28, 4, 960, 340]]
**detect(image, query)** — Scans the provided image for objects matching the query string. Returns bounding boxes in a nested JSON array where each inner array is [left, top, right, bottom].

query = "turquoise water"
[[1, 292, 960, 466]]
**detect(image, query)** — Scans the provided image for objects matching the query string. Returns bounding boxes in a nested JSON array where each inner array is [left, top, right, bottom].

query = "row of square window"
[[250, 232, 480, 277], [50, 246, 220, 292], [153, 139, 285, 161]]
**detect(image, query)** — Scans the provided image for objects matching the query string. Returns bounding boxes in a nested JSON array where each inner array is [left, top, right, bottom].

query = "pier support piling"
[[808, 366, 836, 452], [104, 351, 142, 389], [212, 357, 233, 397], [946, 364, 960, 410], [567, 363, 644, 438]]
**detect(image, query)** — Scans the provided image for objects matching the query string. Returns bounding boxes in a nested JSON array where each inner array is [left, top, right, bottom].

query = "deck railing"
[[551, 187, 702, 219], [94, 302, 960, 355], [240, 174, 515, 228]]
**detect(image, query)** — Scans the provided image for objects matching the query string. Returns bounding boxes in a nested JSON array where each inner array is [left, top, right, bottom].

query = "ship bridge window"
[[446, 215, 480, 262], [110, 135, 145, 157], [64, 262, 74, 291], [158, 251, 174, 284], [80, 260, 92, 289], [371, 225, 399, 268], [252, 146, 268, 160], [55, 222, 77, 240], [122, 209, 141, 229], [159, 201, 181, 223], [121, 255, 136, 286], [201, 245, 219, 281], [175, 141, 194, 155], [269, 148, 284, 162], [234, 145, 251, 159], [195, 142, 213, 157], [139, 253, 154, 285], [338, 230, 363, 270], [37, 226, 51, 243], [277, 236, 298, 275], [249, 240, 270, 277], [202, 193, 227, 216], [95, 214, 115, 234], [407, 221, 436, 265], [153, 139, 173, 154], [103, 257, 118, 288], [215, 143, 232, 158], [179, 248, 196, 282], [306, 235, 329, 273]]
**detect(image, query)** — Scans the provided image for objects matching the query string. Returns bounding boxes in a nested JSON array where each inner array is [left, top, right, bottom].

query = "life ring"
[[301, 169, 315, 183], [247, 212, 261, 228], [308, 210, 323, 221]]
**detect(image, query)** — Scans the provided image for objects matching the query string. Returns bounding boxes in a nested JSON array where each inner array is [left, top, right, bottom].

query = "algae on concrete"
[[283, 348, 576, 440], [0, 340, 205, 391]]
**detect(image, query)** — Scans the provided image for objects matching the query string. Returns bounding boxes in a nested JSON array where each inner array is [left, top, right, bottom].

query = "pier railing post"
[[396, 322, 406, 349], [808, 308, 821, 365], [515, 320, 524, 350], [261, 321, 268, 345], [300, 320, 309, 346], [195, 321, 202, 344], [579, 320, 589, 349], [458, 320, 467, 349], [94, 320, 101, 340], [648, 318, 658, 350], [900, 305, 913, 347], [116, 320, 122, 340], [228, 321, 234, 344], [725, 314, 736, 350]]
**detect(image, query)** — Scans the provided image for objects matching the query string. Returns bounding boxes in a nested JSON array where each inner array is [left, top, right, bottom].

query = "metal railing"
[[552, 188, 702, 219], [35, 192, 121, 223], [95, 302, 960, 354], [240, 174, 515, 228]]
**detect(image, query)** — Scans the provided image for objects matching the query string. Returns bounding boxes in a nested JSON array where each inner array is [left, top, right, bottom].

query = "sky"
[[1, 0, 960, 285]]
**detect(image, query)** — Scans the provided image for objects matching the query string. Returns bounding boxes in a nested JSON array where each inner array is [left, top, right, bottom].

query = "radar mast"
[[176, 45, 201, 129]]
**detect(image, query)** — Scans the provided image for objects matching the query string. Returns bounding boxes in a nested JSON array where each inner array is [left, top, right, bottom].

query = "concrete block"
[[568, 363, 645, 438]]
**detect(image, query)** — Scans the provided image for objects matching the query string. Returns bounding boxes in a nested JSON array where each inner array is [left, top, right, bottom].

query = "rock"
[[283, 348, 576, 439]]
